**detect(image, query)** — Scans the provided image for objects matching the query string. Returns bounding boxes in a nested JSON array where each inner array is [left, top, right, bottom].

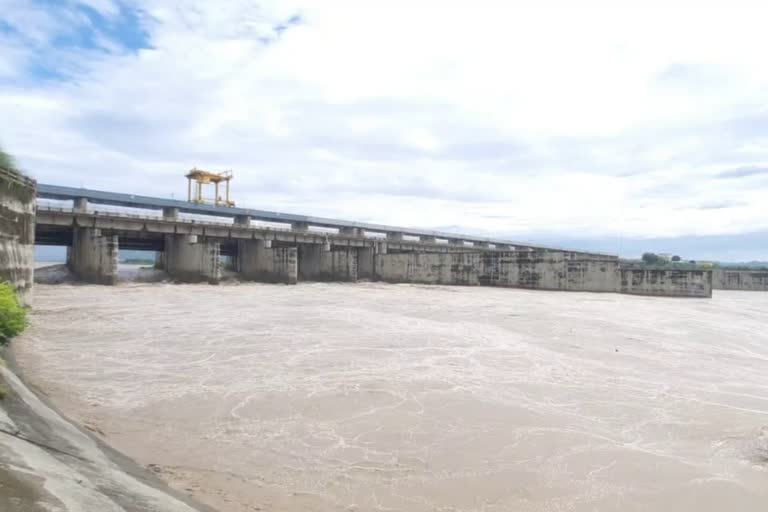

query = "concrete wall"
[[375, 251, 711, 297], [298, 245, 358, 282], [238, 240, 297, 284], [67, 228, 119, 285], [0, 167, 35, 305], [164, 234, 221, 284], [375, 251, 619, 291], [713, 269, 768, 291], [479, 252, 620, 292], [620, 269, 712, 298], [357, 247, 375, 280], [375, 252, 481, 285]]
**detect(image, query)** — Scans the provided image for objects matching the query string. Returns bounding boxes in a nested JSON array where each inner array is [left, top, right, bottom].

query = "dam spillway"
[[32, 183, 713, 297]]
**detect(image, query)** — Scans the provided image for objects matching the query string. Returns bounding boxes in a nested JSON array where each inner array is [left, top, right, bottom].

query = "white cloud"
[[2, 0, 768, 255]]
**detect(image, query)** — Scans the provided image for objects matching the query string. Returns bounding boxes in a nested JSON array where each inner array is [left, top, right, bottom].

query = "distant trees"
[[0, 144, 16, 171], [637, 253, 691, 268], [641, 252, 660, 265]]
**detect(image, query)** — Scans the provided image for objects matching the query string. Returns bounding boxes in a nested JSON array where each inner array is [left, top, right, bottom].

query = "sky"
[[1, 0, 767, 261]]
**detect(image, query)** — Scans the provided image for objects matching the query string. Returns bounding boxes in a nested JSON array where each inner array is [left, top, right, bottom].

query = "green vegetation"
[[122, 258, 156, 265], [0, 144, 17, 171], [641, 252, 660, 265], [630, 253, 768, 271], [0, 283, 27, 345], [625, 253, 703, 270]]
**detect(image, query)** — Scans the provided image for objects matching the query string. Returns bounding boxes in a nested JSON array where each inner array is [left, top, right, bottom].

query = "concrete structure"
[[67, 228, 119, 285], [620, 269, 712, 298], [375, 251, 620, 291], [237, 240, 297, 284], [30, 183, 719, 298], [0, 364, 215, 512], [164, 234, 221, 284], [34, 200, 549, 286], [298, 245, 358, 282], [358, 247, 376, 280], [484, 251, 621, 291], [713, 269, 768, 291], [36, 184, 601, 254], [374, 250, 712, 297], [376, 252, 482, 285], [0, 167, 35, 305]]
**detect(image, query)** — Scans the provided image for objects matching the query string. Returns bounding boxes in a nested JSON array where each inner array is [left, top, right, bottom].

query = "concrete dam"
[[34, 184, 713, 297]]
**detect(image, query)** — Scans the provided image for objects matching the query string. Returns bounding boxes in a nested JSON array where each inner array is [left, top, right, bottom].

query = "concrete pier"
[[298, 244, 358, 281], [339, 226, 363, 236], [73, 197, 88, 213], [234, 215, 252, 227], [237, 240, 297, 284], [357, 247, 375, 280], [162, 207, 179, 219], [67, 227, 119, 285], [163, 234, 221, 284]]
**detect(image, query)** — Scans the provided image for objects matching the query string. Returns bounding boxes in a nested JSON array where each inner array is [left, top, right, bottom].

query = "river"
[[13, 283, 768, 512]]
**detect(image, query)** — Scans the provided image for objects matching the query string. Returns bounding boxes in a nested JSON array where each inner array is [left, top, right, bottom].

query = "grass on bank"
[[0, 282, 26, 346], [0, 146, 17, 171]]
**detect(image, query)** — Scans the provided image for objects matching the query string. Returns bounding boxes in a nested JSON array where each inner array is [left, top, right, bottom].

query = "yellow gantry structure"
[[185, 168, 235, 207]]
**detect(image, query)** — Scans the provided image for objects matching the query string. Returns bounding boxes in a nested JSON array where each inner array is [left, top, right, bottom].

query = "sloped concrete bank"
[[0, 352, 215, 512]]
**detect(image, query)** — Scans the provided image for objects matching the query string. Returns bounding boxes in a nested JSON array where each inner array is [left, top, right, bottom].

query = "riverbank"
[[11, 282, 768, 512], [0, 350, 216, 512]]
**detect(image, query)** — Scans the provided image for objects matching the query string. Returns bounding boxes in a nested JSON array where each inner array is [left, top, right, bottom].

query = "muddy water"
[[13, 283, 768, 512]]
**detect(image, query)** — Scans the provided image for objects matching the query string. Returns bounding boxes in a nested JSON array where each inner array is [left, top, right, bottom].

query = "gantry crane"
[[185, 168, 235, 207]]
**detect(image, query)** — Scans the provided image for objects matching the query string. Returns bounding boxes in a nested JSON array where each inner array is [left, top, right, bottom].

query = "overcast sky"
[[2, 1, 767, 261]]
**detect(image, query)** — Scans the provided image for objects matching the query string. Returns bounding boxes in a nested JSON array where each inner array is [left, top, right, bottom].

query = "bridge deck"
[[36, 183, 615, 256]]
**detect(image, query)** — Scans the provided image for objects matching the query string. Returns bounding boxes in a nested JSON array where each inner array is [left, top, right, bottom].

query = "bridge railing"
[[34, 206, 388, 238]]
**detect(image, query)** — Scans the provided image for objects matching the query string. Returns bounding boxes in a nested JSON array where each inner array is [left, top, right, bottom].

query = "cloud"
[[716, 166, 768, 179], [1, 0, 768, 260]]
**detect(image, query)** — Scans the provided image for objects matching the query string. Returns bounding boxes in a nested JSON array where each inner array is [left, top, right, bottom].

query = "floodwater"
[[13, 283, 768, 512]]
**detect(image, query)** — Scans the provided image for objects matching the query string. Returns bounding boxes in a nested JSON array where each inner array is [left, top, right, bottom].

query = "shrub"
[[0, 282, 26, 344], [0, 145, 17, 171]]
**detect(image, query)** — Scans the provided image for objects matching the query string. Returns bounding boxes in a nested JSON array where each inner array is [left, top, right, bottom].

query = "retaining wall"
[[375, 252, 481, 285], [0, 167, 35, 305], [374, 251, 712, 297], [620, 269, 712, 297], [479, 252, 620, 291], [713, 269, 768, 291]]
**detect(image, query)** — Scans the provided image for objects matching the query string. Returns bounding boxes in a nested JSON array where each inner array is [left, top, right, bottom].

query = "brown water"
[[14, 283, 768, 512]]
